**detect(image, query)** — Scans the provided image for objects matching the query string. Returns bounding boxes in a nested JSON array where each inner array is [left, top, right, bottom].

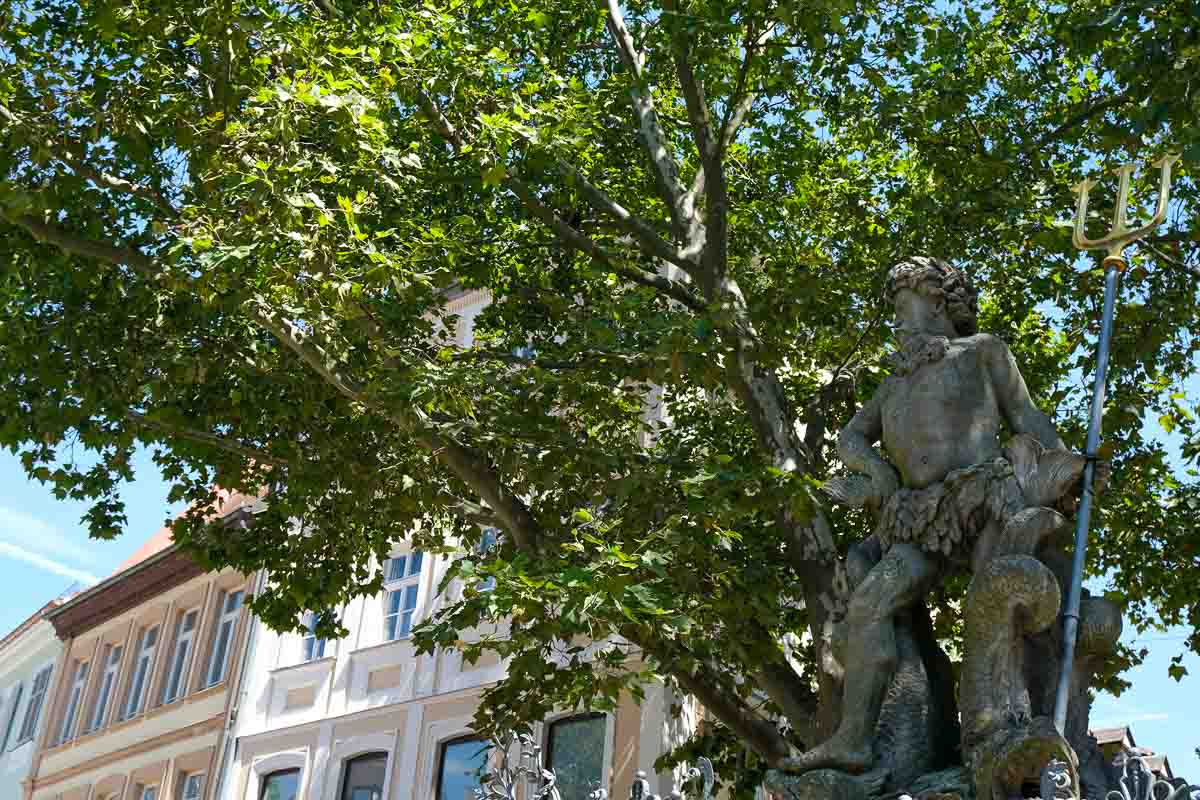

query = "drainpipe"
[[210, 567, 267, 800]]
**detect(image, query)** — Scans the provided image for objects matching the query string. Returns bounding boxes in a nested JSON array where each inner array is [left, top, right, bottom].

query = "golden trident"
[[1071, 153, 1180, 268], [1054, 152, 1179, 735]]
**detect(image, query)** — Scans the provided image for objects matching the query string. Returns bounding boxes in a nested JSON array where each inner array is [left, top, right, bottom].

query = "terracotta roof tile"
[[111, 488, 261, 575]]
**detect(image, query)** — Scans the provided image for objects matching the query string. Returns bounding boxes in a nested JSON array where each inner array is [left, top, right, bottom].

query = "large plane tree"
[[1, 0, 1198, 788]]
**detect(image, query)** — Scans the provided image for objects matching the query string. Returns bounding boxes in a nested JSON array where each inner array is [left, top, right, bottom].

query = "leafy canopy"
[[1, 0, 1198, 781]]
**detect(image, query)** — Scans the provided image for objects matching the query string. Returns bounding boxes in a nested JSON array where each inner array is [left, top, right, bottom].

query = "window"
[[477, 528, 499, 592], [57, 660, 89, 744], [179, 773, 204, 800], [17, 665, 52, 744], [137, 785, 159, 800], [162, 609, 199, 704], [301, 612, 327, 662], [436, 737, 488, 800], [546, 714, 607, 800], [383, 551, 423, 641], [1, 684, 23, 751], [122, 625, 158, 719], [340, 752, 388, 800], [204, 589, 244, 687], [259, 768, 301, 800], [88, 644, 123, 732]]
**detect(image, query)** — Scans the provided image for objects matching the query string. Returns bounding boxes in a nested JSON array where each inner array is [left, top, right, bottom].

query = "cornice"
[[46, 546, 205, 640], [0, 600, 63, 654]]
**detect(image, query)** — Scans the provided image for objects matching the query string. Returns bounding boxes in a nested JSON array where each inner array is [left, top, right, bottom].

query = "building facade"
[[0, 602, 64, 800], [214, 538, 688, 800], [24, 499, 258, 800]]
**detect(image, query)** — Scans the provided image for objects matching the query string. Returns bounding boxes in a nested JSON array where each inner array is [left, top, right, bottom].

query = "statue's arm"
[[838, 383, 900, 495], [982, 335, 1066, 450]]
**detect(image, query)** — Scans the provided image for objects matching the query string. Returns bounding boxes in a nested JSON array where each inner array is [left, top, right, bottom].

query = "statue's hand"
[[867, 463, 901, 510], [1092, 459, 1111, 496], [825, 474, 875, 508], [825, 465, 900, 512]]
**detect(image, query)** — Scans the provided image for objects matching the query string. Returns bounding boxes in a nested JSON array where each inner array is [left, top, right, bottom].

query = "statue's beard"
[[890, 332, 949, 375]]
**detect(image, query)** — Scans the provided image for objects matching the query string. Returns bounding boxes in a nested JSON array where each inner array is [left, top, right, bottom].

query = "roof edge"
[[45, 543, 182, 622], [0, 600, 64, 654]]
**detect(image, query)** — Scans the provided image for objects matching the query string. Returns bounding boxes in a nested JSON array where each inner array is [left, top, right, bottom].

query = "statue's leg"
[[781, 543, 939, 775]]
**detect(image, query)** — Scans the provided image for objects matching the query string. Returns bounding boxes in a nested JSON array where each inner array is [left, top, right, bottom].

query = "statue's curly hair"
[[885, 256, 979, 337]]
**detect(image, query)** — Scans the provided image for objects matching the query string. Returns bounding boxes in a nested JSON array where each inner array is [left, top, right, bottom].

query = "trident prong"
[[1071, 153, 1180, 264]]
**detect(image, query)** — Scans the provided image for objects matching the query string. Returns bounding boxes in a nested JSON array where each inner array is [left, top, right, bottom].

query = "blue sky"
[[0, 447, 185, 631], [0, 446, 1197, 780]]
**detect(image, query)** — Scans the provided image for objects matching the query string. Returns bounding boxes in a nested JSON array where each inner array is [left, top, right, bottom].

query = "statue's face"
[[892, 287, 953, 348]]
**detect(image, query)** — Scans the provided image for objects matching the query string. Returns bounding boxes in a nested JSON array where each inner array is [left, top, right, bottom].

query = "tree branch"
[[506, 176, 707, 311], [1030, 87, 1137, 151], [247, 297, 545, 552], [552, 159, 693, 270], [414, 90, 705, 311], [663, 0, 725, 287], [126, 411, 290, 468], [58, 152, 180, 219], [672, 660, 794, 765], [754, 660, 819, 745], [604, 0, 691, 240], [6, 211, 546, 555], [686, 24, 773, 206], [8, 213, 160, 276], [1145, 240, 1200, 277], [453, 348, 666, 374]]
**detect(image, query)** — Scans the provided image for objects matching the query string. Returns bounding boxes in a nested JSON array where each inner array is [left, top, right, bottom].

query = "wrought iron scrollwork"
[[629, 757, 714, 800], [473, 732, 561, 800], [1105, 757, 1200, 800]]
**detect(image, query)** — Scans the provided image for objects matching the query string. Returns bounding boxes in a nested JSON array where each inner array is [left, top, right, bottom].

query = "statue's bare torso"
[[880, 335, 1005, 489]]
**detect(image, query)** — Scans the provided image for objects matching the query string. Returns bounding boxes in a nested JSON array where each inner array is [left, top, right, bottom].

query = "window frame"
[[137, 784, 159, 800], [476, 528, 500, 593], [203, 588, 245, 688], [17, 664, 53, 745], [258, 767, 302, 800], [382, 551, 424, 642], [161, 608, 200, 705], [87, 644, 123, 733], [434, 735, 490, 800], [338, 750, 389, 800], [56, 659, 90, 745], [1, 683, 23, 752], [121, 624, 159, 720], [543, 712, 610, 800], [301, 611, 328, 662], [178, 772, 205, 800]]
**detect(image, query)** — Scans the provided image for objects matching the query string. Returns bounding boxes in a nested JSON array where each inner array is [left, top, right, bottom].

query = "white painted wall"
[[0, 616, 62, 800]]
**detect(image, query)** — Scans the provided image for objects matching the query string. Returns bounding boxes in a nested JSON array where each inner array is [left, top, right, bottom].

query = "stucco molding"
[[244, 749, 308, 800], [32, 713, 223, 791], [323, 731, 397, 800]]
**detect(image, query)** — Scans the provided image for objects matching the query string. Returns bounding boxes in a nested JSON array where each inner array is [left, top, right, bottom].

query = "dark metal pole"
[[1053, 257, 1121, 734]]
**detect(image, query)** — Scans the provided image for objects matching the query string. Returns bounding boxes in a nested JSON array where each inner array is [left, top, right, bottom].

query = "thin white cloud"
[[0, 542, 101, 586], [0, 505, 95, 565]]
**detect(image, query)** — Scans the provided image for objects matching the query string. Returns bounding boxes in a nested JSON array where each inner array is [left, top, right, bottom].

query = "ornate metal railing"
[[1105, 757, 1200, 800], [470, 733, 714, 800]]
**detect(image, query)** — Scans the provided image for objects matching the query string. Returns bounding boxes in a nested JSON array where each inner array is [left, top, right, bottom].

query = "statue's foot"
[[778, 734, 874, 775]]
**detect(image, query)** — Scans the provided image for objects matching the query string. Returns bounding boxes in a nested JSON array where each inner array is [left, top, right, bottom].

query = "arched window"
[[546, 714, 607, 800], [436, 737, 488, 800], [259, 768, 301, 800], [340, 752, 388, 800]]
